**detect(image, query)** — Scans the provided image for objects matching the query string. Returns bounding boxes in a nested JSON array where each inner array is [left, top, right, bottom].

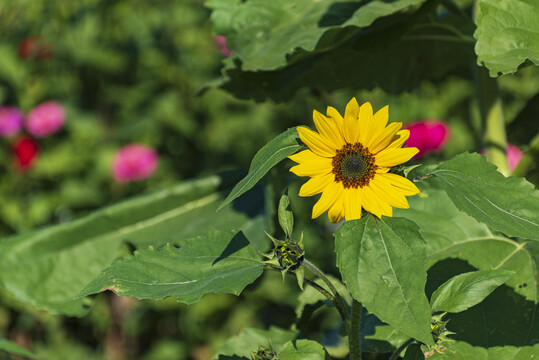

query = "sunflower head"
[[288, 98, 420, 223]]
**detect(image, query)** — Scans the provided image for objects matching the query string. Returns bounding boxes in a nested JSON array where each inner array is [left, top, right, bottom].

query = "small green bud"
[[250, 343, 279, 360], [263, 233, 305, 289], [426, 313, 455, 355]]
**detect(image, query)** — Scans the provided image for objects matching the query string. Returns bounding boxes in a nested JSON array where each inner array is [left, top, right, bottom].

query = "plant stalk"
[[349, 299, 362, 360], [389, 338, 415, 360], [301, 259, 349, 321]]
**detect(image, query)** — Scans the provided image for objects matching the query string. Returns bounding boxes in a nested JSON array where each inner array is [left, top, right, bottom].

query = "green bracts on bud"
[[250, 343, 279, 360], [263, 232, 305, 289], [425, 313, 455, 355]]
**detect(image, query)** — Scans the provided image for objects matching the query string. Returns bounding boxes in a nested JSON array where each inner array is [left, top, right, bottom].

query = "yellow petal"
[[357, 102, 374, 144], [312, 181, 343, 219], [326, 106, 344, 130], [369, 176, 410, 209], [375, 147, 419, 168], [387, 130, 410, 149], [328, 193, 345, 223], [368, 122, 403, 154], [297, 126, 336, 158], [361, 186, 393, 218], [379, 173, 420, 196], [343, 98, 360, 143], [289, 150, 332, 177], [360, 105, 389, 147], [344, 188, 362, 221], [313, 110, 345, 149], [299, 173, 334, 196]]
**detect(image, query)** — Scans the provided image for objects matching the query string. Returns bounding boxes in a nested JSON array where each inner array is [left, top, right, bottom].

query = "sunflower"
[[288, 98, 420, 223]]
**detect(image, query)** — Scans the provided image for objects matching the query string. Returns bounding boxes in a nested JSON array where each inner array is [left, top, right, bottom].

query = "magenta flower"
[[404, 120, 450, 158], [112, 144, 159, 183], [0, 106, 24, 137], [25, 101, 65, 137], [214, 35, 233, 57], [506, 143, 523, 172]]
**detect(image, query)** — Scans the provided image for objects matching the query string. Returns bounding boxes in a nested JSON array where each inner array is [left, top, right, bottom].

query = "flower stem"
[[349, 299, 362, 360], [301, 259, 349, 321], [389, 338, 415, 360], [263, 266, 347, 322]]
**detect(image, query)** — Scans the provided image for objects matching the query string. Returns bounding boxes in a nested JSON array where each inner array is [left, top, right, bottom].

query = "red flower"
[[18, 37, 54, 61], [13, 136, 39, 171]]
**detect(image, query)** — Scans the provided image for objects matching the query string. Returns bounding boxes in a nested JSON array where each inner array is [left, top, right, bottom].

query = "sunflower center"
[[332, 143, 376, 189]]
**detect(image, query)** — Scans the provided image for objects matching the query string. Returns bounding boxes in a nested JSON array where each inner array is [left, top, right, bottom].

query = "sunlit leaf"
[[335, 216, 433, 345], [79, 230, 263, 304], [395, 183, 539, 303], [0, 339, 36, 359], [430, 270, 513, 313], [0, 174, 267, 316], [474, 0, 539, 76], [216, 327, 296, 359], [430, 341, 539, 360], [219, 128, 302, 210], [427, 152, 539, 241], [279, 339, 330, 360]]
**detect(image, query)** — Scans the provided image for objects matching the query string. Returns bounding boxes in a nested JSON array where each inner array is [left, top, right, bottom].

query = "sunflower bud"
[[263, 233, 305, 289], [249, 344, 279, 360], [425, 313, 455, 356]]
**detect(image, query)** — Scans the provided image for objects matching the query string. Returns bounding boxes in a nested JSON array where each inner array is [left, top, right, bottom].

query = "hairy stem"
[[349, 299, 362, 360], [301, 259, 349, 321], [389, 338, 415, 360]]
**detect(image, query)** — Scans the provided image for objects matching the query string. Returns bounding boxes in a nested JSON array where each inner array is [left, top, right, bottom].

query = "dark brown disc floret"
[[332, 143, 377, 188]]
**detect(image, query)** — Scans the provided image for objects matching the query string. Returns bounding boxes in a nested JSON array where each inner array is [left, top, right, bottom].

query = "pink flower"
[[214, 35, 233, 57], [506, 143, 523, 172], [404, 120, 450, 158], [25, 101, 65, 137], [112, 144, 159, 183], [0, 106, 24, 137]]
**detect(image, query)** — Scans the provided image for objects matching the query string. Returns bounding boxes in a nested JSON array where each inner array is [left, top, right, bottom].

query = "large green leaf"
[[430, 341, 539, 360], [0, 174, 267, 316], [207, 0, 427, 71], [216, 327, 297, 359], [430, 270, 513, 313], [335, 216, 434, 345], [219, 128, 302, 210], [279, 340, 330, 360], [209, 0, 474, 101], [0, 339, 36, 359], [395, 183, 539, 303], [78, 230, 263, 303], [428, 152, 539, 241], [474, 0, 539, 76]]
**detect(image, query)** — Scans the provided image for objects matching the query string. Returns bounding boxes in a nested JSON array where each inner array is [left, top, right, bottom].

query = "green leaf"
[[279, 340, 330, 360], [0, 174, 267, 316], [278, 192, 294, 238], [395, 183, 539, 303], [216, 327, 297, 359], [404, 343, 425, 360], [335, 216, 434, 345], [78, 230, 263, 304], [207, 0, 428, 72], [209, 0, 474, 101], [430, 341, 539, 360], [0, 339, 36, 359], [218, 128, 302, 210], [430, 270, 514, 313], [474, 0, 539, 76], [428, 152, 539, 241]]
